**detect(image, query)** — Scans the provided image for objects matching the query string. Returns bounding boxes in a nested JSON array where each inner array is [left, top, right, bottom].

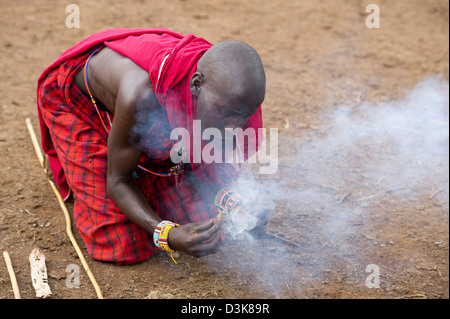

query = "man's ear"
[[190, 72, 204, 96]]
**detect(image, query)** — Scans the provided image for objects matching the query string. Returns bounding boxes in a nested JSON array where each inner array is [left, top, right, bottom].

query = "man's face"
[[192, 72, 260, 136], [196, 88, 256, 135]]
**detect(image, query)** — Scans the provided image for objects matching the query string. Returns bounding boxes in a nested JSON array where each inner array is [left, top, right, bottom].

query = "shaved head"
[[198, 41, 266, 105], [191, 40, 266, 132]]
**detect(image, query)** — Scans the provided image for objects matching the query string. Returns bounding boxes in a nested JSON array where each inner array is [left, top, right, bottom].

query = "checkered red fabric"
[[37, 48, 215, 264]]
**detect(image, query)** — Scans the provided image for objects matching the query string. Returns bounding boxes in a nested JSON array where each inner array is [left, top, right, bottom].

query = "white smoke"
[[234, 75, 449, 223], [210, 75, 449, 297]]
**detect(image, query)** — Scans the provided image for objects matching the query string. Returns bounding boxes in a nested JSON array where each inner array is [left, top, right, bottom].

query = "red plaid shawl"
[[36, 29, 262, 264]]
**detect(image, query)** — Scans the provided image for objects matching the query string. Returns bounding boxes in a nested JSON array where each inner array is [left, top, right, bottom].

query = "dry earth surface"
[[0, 0, 448, 299]]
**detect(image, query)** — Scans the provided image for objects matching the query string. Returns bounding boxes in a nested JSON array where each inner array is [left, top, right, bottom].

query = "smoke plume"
[[212, 75, 449, 297]]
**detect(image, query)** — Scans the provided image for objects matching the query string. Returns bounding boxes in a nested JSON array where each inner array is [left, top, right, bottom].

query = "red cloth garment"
[[105, 32, 263, 185], [37, 28, 184, 200], [38, 48, 213, 264], [36, 29, 263, 264]]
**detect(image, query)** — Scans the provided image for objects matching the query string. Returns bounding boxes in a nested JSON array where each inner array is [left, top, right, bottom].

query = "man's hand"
[[167, 220, 222, 257]]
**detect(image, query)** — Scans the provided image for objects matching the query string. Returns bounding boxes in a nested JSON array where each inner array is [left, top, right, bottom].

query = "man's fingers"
[[191, 231, 222, 257], [169, 221, 222, 258], [193, 219, 215, 233], [189, 222, 219, 245]]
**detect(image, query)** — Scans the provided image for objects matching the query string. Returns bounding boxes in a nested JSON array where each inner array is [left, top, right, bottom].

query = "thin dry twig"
[[375, 201, 388, 211], [337, 192, 351, 204], [3, 251, 21, 299], [429, 189, 443, 200], [266, 231, 301, 247], [357, 194, 377, 202], [24, 209, 36, 216]]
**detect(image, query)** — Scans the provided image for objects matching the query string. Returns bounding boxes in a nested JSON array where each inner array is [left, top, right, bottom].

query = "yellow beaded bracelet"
[[158, 223, 180, 264]]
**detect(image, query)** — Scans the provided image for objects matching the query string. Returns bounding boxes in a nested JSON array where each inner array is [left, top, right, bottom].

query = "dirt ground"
[[0, 0, 448, 300]]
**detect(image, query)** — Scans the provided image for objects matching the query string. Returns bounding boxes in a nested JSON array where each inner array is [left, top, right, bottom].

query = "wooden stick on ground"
[[3, 251, 21, 299], [25, 118, 104, 299], [29, 248, 52, 299], [266, 231, 301, 247]]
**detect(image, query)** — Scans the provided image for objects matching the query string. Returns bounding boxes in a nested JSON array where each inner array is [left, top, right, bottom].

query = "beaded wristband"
[[153, 220, 176, 248], [158, 223, 177, 251], [153, 220, 180, 263]]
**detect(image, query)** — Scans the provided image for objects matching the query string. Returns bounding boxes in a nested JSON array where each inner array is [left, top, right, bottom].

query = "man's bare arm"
[[106, 71, 163, 234], [107, 79, 222, 257], [78, 48, 223, 257]]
